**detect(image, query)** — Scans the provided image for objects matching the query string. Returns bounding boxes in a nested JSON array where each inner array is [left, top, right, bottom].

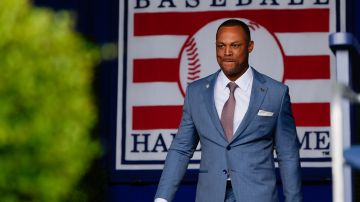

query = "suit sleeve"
[[275, 86, 303, 202], [155, 86, 199, 202]]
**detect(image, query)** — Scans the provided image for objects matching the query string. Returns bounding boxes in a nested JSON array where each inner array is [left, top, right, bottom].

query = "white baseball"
[[178, 18, 284, 96]]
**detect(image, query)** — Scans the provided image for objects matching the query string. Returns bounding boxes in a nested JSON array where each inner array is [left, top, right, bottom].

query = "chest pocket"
[[244, 114, 276, 136], [257, 115, 276, 134]]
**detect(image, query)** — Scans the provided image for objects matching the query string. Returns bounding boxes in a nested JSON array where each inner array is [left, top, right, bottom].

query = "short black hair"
[[216, 19, 251, 42]]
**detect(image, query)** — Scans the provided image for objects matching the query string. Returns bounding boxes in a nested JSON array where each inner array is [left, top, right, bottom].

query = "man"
[[155, 19, 302, 202]]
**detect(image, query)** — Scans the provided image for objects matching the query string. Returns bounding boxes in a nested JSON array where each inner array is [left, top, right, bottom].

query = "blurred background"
[[0, 0, 360, 202]]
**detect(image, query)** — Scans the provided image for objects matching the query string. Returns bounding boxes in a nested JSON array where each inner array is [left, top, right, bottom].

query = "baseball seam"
[[248, 21, 260, 31], [185, 37, 201, 84]]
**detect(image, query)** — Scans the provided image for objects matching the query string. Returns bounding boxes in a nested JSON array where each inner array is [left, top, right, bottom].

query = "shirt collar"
[[218, 67, 253, 91]]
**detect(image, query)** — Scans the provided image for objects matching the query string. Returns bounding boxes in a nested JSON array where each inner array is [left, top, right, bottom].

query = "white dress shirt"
[[214, 67, 253, 135], [155, 67, 253, 202]]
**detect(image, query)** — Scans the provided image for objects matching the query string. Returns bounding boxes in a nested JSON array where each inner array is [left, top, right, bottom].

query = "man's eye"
[[216, 44, 224, 48], [232, 44, 240, 48]]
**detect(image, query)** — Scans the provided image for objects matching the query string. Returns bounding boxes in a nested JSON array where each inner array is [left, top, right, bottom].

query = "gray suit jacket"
[[155, 68, 302, 202]]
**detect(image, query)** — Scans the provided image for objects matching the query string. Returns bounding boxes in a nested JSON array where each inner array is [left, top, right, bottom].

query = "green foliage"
[[0, 0, 100, 201]]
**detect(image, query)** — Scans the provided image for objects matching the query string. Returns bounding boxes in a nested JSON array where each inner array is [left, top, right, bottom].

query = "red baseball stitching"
[[185, 37, 201, 83], [248, 21, 260, 31]]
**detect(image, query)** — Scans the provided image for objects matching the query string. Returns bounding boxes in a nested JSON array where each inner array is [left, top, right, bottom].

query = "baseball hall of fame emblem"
[[118, 0, 340, 173]]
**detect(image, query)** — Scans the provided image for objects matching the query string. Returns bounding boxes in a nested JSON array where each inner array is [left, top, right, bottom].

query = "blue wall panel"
[[109, 183, 332, 202]]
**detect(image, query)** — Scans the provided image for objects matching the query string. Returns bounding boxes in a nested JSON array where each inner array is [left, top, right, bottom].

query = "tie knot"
[[227, 82, 237, 94]]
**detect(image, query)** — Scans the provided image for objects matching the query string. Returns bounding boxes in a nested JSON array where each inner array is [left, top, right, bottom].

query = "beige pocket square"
[[257, 110, 274, 116]]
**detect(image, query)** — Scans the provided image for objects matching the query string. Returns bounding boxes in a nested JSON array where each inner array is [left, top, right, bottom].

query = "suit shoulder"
[[187, 72, 217, 90], [254, 69, 287, 90]]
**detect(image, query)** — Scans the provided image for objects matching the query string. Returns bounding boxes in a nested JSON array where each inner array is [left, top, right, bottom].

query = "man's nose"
[[224, 46, 232, 56]]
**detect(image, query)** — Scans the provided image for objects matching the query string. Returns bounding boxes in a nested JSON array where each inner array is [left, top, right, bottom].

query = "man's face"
[[216, 26, 254, 81]]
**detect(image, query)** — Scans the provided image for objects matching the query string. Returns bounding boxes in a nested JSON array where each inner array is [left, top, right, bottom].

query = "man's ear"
[[248, 40, 254, 53]]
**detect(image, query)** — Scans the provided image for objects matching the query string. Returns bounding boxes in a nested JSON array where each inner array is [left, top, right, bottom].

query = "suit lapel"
[[202, 71, 228, 142], [231, 68, 268, 142]]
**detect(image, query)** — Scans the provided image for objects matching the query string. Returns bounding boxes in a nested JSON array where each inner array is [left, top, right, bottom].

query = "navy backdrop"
[[34, 0, 360, 201]]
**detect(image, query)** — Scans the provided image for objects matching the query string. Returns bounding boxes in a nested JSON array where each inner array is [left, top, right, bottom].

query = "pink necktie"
[[221, 82, 237, 142]]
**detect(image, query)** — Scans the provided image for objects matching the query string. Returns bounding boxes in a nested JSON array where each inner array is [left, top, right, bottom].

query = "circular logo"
[[178, 18, 284, 96]]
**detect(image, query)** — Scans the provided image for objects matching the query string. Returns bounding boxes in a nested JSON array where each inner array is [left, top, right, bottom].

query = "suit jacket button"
[[226, 145, 231, 150], [222, 169, 228, 175]]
